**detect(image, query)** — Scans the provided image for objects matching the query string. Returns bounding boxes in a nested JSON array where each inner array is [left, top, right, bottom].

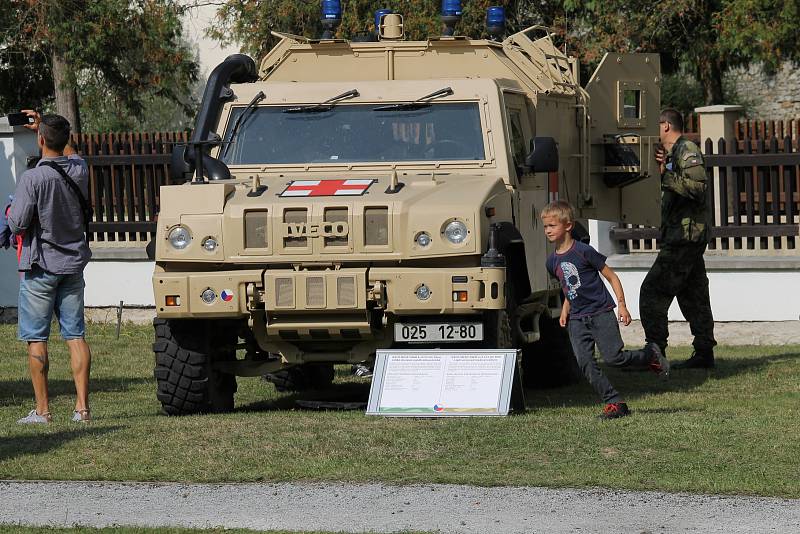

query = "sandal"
[[72, 409, 91, 422]]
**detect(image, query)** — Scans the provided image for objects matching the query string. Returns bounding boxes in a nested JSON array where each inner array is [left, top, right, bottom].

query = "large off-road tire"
[[153, 318, 238, 415], [521, 314, 581, 388], [265, 363, 335, 392]]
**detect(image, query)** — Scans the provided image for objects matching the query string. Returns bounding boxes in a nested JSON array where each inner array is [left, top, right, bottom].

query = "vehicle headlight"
[[202, 236, 219, 252], [415, 284, 431, 301], [200, 288, 216, 304], [415, 232, 432, 247], [443, 220, 468, 245], [168, 226, 191, 250]]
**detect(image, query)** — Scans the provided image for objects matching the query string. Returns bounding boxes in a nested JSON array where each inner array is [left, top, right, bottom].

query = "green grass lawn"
[[0, 323, 798, 498]]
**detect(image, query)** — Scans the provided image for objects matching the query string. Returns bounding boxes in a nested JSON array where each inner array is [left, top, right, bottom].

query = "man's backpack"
[[40, 161, 93, 244]]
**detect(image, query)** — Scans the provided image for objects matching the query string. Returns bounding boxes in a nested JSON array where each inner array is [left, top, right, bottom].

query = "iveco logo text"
[[283, 222, 349, 238]]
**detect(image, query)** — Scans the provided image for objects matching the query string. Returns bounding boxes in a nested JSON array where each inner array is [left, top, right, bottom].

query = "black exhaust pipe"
[[174, 53, 258, 183]]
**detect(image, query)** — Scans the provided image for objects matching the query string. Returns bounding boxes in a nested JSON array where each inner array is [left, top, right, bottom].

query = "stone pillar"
[[0, 118, 38, 307], [694, 105, 743, 225]]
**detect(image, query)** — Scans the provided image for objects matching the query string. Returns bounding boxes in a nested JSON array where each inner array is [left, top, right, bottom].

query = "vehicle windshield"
[[220, 102, 485, 165]]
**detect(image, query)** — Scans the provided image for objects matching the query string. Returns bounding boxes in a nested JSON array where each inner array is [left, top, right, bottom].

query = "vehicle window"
[[220, 103, 486, 165], [507, 109, 527, 170]]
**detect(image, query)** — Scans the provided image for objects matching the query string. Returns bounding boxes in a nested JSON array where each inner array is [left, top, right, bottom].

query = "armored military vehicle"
[[152, 2, 662, 414]]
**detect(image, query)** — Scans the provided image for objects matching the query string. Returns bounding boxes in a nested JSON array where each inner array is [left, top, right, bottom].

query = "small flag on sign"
[[280, 179, 375, 197]]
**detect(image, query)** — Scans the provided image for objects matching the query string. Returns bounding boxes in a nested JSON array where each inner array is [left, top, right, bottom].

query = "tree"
[[208, 1, 538, 59], [1, 0, 198, 132], [563, 0, 800, 105]]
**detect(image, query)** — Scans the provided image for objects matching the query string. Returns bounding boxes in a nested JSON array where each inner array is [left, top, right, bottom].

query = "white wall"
[[613, 268, 800, 322], [84, 261, 155, 306], [0, 122, 37, 307], [180, 2, 241, 79]]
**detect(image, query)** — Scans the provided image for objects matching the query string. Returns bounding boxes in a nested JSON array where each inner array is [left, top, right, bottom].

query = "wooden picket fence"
[[71, 131, 189, 245], [72, 123, 800, 255], [612, 136, 800, 255], [735, 119, 800, 148]]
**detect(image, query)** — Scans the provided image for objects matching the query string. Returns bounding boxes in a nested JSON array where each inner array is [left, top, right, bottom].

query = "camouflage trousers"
[[640, 242, 716, 352]]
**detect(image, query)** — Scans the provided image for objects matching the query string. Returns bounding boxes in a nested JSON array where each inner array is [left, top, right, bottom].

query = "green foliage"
[[660, 74, 705, 117], [209, 1, 539, 57], [0, 0, 198, 129], [562, 0, 800, 104]]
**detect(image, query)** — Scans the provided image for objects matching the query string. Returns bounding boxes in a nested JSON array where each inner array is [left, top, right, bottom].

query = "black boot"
[[673, 349, 715, 369]]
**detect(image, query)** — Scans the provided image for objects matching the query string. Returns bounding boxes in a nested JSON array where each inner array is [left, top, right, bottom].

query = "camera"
[[6, 112, 34, 127]]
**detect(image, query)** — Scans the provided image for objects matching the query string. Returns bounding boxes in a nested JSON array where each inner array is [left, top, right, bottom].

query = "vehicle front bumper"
[[152, 266, 506, 319]]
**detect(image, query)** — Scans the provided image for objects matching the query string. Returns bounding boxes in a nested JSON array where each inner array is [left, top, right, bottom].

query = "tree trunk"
[[52, 51, 81, 133], [697, 57, 725, 105]]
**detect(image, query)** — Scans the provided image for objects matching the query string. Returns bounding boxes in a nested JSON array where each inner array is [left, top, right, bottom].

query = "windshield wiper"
[[222, 91, 266, 158], [283, 89, 360, 113], [373, 87, 454, 111]]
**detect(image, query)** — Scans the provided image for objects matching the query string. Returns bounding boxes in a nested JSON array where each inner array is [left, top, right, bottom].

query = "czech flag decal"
[[280, 179, 375, 197], [433, 404, 444, 413], [220, 289, 234, 302]]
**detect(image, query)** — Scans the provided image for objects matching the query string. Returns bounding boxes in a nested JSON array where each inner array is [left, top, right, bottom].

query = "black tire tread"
[[152, 318, 237, 415]]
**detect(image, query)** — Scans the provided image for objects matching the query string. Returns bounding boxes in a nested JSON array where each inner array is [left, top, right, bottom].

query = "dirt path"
[[1, 481, 798, 533]]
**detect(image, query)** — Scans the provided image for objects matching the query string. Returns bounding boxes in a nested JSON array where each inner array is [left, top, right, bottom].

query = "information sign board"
[[366, 349, 519, 416]]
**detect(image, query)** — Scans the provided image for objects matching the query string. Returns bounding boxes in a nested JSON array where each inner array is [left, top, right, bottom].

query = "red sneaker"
[[598, 402, 630, 420]]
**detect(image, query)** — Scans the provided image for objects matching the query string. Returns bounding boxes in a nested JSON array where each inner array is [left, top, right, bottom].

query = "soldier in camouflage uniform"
[[640, 109, 716, 368]]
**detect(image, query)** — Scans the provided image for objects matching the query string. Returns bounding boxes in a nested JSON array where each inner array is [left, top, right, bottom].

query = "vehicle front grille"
[[283, 208, 308, 248], [306, 276, 325, 307], [324, 207, 349, 247], [244, 210, 268, 249], [337, 276, 356, 307], [364, 207, 388, 246], [275, 277, 294, 307]]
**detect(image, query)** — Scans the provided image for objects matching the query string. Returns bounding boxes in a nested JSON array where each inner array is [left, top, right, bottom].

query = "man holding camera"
[[6, 110, 92, 423], [639, 109, 716, 369]]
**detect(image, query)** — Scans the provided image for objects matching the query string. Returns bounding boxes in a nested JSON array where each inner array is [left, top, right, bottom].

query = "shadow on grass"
[[0, 425, 123, 462], [533, 350, 800, 408], [238, 380, 372, 413], [0, 378, 152, 407], [216, 351, 800, 414]]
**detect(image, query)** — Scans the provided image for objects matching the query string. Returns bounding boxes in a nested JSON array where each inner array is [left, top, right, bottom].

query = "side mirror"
[[170, 144, 192, 183], [524, 136, 559, 173]]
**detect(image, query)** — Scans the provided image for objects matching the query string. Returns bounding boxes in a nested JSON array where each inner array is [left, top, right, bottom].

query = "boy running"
[[542, 201, 668, 419]]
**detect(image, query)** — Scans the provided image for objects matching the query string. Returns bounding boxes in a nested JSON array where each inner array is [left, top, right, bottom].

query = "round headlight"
[[415, 232, 432, 247], [415, 284, 431, 301], [443, 220, 468, 244], [201, 288, 216, 304], [168, 226, 191, 250], [202, 237, 218, 252]]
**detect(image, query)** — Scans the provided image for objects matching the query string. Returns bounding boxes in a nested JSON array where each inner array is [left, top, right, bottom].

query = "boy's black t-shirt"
[[546, 241, 616, 318]]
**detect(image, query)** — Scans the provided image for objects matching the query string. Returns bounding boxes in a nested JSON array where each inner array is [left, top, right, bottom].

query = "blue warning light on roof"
[[487, 6, 506, 27], [441, 0, 462, 17], [321, 0, 342, 20]]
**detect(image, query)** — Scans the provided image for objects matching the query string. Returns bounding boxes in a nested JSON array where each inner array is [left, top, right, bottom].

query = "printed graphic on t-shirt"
[[559, 261, 581, 300]]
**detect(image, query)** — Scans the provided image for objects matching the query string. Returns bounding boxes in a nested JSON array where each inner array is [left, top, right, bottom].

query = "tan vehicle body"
[[152, 21, 662, 411]]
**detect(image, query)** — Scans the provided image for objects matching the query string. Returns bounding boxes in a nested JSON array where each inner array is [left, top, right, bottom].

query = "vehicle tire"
[[483, 266, 522, 350], [153, 318, 238, 415], [265, 363, 335, 392], [521, 314, 581, 388]]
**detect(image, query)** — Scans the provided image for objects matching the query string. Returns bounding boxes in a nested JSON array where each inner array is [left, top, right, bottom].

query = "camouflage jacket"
[[660, 136, 710, 244]]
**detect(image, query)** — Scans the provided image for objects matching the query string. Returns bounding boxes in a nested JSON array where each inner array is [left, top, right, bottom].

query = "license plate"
[[394, 323, 483, 343]]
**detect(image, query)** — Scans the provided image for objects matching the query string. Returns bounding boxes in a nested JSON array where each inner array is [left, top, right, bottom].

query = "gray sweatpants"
[[567, 310, 652, 404]]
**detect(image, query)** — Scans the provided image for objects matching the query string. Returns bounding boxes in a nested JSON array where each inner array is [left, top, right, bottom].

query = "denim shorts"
[[18, 267, 86, 341]]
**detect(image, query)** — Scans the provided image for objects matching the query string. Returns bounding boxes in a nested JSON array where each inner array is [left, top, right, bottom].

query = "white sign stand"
[[366, 349, 521, 417]]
